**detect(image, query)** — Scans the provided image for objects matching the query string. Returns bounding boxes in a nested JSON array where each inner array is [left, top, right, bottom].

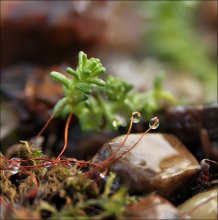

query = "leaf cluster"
[[51, 51, 176, 131], [51, 51, 105, 117]]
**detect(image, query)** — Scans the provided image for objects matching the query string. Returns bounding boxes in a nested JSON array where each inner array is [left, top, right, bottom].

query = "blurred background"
[[1, 1, 217, 157]]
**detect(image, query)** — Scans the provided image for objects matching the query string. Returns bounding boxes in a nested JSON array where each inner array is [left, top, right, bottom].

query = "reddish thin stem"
[[3, 157, 102, 171], [110, 128, 151, 164], [30, 113, 55, 146], [5, 158, 53, 163], [86, 126, 151, 178], [106, 116, 134, 160], [85, 115, 134, 177], [55, 113, 73, 161]]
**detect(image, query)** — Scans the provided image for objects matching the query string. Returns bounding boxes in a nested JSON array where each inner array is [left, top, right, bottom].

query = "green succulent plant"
[[50, 51, 175, 132], [51, 51, 106, 116]]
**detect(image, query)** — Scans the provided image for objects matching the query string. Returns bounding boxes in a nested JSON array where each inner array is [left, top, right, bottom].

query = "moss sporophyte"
[[1, 52, 176, 218]]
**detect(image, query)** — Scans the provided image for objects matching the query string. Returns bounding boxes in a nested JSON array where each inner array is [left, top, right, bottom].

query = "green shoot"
[[50, 51, 176, 132], [50, 51, 106, 117]]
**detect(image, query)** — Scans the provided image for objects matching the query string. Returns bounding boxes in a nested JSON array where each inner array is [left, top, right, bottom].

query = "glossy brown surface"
[[167, 104, 218, 144], [178, 186, 218, 219], [124, 194, 180, 219], [93, 133, 200, 196], [166, 104, 218, 160]]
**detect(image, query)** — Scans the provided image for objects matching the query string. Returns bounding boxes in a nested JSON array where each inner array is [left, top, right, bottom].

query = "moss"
[[1, 159, 137, 219], [0, 172, 17, 203], [19, 145, 32, 160]]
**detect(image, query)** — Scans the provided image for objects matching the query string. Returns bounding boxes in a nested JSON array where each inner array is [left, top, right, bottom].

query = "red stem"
[[86, 127, 151, 177], [55, 113, 73, 161], [85, 116, 134, 177], [30, 113, 55, 146]]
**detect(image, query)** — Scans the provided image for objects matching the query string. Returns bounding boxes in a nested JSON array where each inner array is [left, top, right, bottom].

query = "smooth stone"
[[178, 187, 218, 219], [166, 103, 218, 145], [166, 103, 218, 160], [124, 194, 180, 219], [93, 133, 200, 196]]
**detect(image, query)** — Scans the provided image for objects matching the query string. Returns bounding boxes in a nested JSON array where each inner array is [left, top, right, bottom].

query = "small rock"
[[167, 103, 218, 144], [167, 103, 218, 160], [93, 133, 200, 196], [178, 186, 217, 219], [124, 194, 180, 219]]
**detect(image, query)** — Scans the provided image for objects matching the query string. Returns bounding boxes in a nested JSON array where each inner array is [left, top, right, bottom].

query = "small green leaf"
[[82, 70, 92, 77], [53, 97, 69, 116], [87, 60, 98, 71], [78, 51, 87, 69], [93, 67, 106, 75], [87, 78, 105, 86], [76, 83, 92, 95], [50, 71, 70, 88], [102, 172, 116, 198], [75, 93, 89, 103], [66, 67, 79, 79]]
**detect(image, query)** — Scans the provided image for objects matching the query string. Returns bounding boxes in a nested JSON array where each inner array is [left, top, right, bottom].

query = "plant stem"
[[30, 113, 55, 146], [55, 113, 73, 161]]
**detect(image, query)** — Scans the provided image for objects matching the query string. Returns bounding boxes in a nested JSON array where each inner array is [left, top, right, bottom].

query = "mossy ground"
[[0, 145, 136, 220]]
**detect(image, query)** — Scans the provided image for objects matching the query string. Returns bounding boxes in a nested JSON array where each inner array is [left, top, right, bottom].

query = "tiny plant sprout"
[[50, 51, 107, 160], [149, 116, 159, 129], [50, 51, 106, 117]]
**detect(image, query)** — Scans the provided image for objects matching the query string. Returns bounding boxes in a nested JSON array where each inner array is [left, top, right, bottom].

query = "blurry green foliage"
[[143, 1, 216, 86]]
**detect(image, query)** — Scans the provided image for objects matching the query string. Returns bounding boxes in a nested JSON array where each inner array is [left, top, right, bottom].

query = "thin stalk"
[[98, 115, 134, 167], [85, 114, 135, 177], [30, 113, 55, 146], [110, 128, 151, 164], [55, 113, 73, 161]]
